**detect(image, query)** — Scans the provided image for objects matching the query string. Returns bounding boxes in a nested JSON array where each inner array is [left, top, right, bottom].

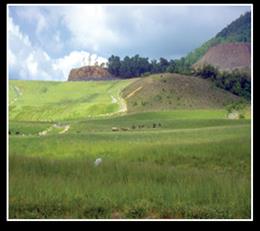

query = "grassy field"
[[9, 79, 135, 121], [9, 110, 251, 219], [8, 77, 251, 219]]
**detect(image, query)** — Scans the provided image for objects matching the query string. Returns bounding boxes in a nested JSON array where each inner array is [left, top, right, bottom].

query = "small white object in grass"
[[94, 158, 102, 166]]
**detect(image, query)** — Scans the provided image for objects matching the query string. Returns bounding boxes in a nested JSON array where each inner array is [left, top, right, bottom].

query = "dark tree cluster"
[[194, 64, 251, 100], [108, 55, 150, 78], [107, 55, 185, 78]]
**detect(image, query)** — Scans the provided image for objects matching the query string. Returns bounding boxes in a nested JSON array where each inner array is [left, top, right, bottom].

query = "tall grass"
[[9, 114, 251, 219]]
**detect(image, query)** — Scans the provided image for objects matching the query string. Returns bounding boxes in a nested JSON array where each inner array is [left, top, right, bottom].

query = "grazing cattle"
[[121, 127, 129, 131], [112, 127, 119, 132]]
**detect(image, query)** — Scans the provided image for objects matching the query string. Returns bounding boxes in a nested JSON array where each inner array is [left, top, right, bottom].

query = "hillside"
[[9, 79, 135, 121], [121, 73, 241, 113], [215, 11, 251, 42], [9, 73, 245, 121], [68, 66, 116, 81], [182, 11, 251, 68], [193, 42, 251, 72]]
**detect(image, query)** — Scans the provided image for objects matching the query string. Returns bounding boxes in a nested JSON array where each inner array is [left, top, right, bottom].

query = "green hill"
[[9, 79, 135, 121], [9, 73, 247, 122], [121, 73, 242, 113]]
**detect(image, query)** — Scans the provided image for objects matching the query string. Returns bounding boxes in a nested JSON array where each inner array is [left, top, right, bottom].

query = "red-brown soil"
[[193, 42, 251, 72]]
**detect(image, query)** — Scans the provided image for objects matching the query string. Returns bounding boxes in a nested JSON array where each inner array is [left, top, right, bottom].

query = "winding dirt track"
[[38, 124, 70, 136]]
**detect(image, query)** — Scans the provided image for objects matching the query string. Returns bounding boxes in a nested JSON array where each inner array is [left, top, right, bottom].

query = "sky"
[[8, 4, 251, 81]]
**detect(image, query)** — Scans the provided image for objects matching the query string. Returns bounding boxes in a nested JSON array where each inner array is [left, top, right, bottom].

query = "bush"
[[143, 72, 151, 77], [195, 65, 251, 100], [194, 64, 219, 79], [226, 100, 246, 113]]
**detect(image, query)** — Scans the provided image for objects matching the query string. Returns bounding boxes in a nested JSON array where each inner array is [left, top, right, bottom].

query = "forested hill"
[[215, 11, 251, 42], [181, 11, 251, 70]]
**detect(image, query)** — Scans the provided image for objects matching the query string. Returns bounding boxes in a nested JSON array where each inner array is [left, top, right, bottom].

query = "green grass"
[[10, 74, 248, 122], [8, 78, 251, 219], [9, 110, 251, 219], [9, 79, 135, 121]]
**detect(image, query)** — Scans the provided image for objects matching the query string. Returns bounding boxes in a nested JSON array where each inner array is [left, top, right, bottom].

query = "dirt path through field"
[[118, 96, 127, 113], [38, 124, 70, 136], [111, 95, 117, 103], [59, 125, 70, 134], [38, 126, 53, 136], [10, 86, 22, 105], [125, 86, 143, 99]]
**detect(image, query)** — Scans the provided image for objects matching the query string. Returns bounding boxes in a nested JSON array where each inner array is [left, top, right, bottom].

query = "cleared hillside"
[[121, 73, 241, 113], [193, 42, 251, 72]]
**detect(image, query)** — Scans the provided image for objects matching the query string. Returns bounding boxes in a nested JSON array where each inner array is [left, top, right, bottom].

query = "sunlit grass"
[[9, 110, 251, 219]]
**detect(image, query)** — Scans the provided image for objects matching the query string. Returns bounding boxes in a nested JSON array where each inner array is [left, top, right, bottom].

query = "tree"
[[150, 59, 160, 73], [195, 64, 219, 79], [166, 60, 176, 73], [108, 55, 121, 76], [159, 57, 169, 72], [119, 56, 132, 78]]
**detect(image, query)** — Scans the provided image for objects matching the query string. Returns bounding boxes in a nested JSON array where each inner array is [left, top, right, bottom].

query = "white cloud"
[[12, 6, 67, 57], [60, 5, 120, 53], [26, 53, 38, 76], [53, 51, 108, 80], [8, 15, 108, 81], [8, 16, 31, 47], [14, 6, 48, 34], [8, 15, 53, 80], [8, 48, 16, 67], [55, 5, 250, 58]]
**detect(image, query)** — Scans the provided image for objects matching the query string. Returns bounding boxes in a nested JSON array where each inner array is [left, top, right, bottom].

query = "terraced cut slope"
[[9, 79, 135, 121], [121, 73, 241, 113]]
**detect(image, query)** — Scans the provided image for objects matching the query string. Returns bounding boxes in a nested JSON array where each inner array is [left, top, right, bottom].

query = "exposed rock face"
[[68, 66, 115, 81], [193, 42, 251, 72]]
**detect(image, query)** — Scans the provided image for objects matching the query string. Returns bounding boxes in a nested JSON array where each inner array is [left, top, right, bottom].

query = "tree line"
[[107, 54, 188, 78]]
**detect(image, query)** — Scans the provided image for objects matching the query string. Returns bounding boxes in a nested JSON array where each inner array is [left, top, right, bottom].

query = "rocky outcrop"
[[68, 66, 115, 81]]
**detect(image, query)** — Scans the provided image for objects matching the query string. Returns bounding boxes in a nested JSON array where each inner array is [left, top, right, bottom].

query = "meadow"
[[9, 79, 135, 121], [8, 77, 251, 219]]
